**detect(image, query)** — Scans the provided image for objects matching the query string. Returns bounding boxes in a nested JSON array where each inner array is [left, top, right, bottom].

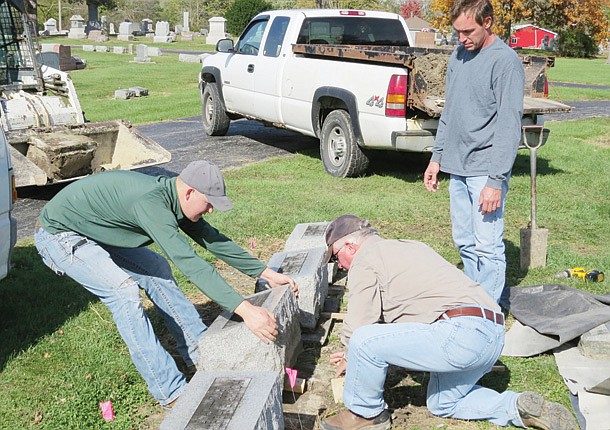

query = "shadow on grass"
[[0, 243, 98, 372]]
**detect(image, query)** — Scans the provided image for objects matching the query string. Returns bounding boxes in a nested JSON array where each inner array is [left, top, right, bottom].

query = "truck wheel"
[[320, 110, 369, 178], [201, 83, 230, 136]]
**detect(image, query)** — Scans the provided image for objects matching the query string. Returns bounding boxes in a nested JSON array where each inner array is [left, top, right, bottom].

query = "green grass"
[[1, 51, 609, 428], [547, 57, 610, 101], [66, 51, 203, 124]]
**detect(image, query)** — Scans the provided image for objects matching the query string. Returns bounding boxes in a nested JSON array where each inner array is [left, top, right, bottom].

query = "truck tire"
[[202, 83, 230, 136], [320, 110, 369, 178]]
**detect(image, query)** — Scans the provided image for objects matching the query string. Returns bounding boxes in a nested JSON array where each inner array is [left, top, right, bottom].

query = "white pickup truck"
[[199, 9, 571, 177], [1, 125, 17, 281]]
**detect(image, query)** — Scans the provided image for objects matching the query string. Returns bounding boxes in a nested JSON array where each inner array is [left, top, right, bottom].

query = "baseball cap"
[[325, 215, 372, 246], [179, 160, 233, 211]]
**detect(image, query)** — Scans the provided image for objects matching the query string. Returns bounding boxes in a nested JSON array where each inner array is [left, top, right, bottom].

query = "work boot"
[[517, 392, 580, 430], [320, 408, 391, 430]]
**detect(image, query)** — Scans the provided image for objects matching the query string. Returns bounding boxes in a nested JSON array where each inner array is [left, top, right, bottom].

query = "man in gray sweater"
[[423, 0, 524, 303]]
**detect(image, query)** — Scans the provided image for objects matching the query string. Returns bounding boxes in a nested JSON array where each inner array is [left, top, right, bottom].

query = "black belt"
[[440, 306, 504, 325]]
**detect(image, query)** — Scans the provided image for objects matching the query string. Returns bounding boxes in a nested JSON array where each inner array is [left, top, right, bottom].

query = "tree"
[[225, 0, 271, 36], [400, 0, 424, 19], [557, 28, 598, 57], [429, 0, 527, 41]]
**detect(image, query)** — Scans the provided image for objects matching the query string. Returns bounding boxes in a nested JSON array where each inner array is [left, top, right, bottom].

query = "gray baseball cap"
[[179, 160, 233, 211], [325, 215, 372, 246]]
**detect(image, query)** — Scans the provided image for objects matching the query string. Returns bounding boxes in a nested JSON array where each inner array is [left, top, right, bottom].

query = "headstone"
[[181, 33, 193, 41], [142, 18, 154, 35], [198, 286, 301, 372], [283, 221, 337, 283], [175, 24, 183, 34], [183, 11, 190, 33], [147, 46, 162, 57], [36, 52, 60, 69], [117, 21, 135, 41], [179, 53, 206, 63], [113, 46, 127, 54], [128, 86, 148, 96], [82, 44, 95, 52], [206, 16, 227, 45], [44, 18, 57, 34], [160, 371, 284, 430], [88, 30, 108, 42], [40, 44, 80, 71], [68, 15, 86, 40], [108, 23, 116, 35], [95, 45, 109, 52], [265, 247, 329, 329], [153, 21, 173, 43], [200, 28, 209, 37], [114, 89, 135, 100], [134, 44, 151, 62]]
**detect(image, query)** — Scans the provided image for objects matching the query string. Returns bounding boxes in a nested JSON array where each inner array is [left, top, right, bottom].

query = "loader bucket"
[[11, 120, 171, 188]]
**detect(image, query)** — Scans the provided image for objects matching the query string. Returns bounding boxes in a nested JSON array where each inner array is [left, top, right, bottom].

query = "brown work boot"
[[517, 392, 580, 430], [320, 408, 391, 430]]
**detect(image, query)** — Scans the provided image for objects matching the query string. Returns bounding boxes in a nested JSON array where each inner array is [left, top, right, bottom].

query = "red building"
[[510, 24, 558, 49]]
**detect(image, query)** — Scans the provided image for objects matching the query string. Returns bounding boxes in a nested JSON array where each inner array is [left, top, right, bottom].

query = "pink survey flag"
[[100, 400, 115, 421], [285, 367, 298, 388]]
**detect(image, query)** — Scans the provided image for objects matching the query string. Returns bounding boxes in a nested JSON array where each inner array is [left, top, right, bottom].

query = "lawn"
[[0, 45, 608, 429]]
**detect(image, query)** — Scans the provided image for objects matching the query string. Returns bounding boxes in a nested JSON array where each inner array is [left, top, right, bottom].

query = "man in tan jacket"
[[320, 215, 578, 430]]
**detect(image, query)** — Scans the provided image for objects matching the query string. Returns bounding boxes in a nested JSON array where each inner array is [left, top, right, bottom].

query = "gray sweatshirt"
[[431, 37, 525, 189]]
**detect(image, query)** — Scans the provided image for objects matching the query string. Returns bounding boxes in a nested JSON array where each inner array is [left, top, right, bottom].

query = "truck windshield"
[[297, 17, 409, 47]]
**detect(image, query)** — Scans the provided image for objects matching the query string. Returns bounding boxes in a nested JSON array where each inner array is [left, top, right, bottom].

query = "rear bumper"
[[391, 130, 436, 152]]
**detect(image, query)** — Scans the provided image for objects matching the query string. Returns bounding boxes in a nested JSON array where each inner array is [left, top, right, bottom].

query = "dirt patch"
[[412, 53, 449, 99]]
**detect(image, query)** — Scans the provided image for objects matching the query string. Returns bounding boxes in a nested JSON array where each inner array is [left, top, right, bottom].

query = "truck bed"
[[293, 43, 572, 118]]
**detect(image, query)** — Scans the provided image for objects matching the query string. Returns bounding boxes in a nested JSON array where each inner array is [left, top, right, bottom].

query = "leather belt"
[[441, 306, 504, 325]]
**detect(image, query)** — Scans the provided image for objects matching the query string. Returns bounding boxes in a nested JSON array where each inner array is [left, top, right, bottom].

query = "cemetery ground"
[[0, 47, 609, 429]]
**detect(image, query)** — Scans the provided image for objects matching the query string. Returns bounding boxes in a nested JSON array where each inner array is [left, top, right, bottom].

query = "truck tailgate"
[[523, 97, 572, 115]]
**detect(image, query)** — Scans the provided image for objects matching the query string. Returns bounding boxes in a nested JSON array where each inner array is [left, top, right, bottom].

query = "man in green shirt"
[[34, 160, 297, 408]]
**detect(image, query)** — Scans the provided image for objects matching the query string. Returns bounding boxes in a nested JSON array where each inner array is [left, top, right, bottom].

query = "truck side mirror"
[[216, 39, 234, 53]]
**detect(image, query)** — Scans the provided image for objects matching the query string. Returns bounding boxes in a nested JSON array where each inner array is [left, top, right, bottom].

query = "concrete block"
[[26, 132, 97, 180], [114, 89, 135, 99], [179, 53, 205, 63], [198, 285, 301, 372], [265, 247, 328, 329], [128, 86, 148, 97], [112, 46, 127, 54], [283, 221, 329, 252], [160, 371, 283, 430], [579, 322, 610, 359], [82, 44, 95, 51], [95, 45, 109, 52]]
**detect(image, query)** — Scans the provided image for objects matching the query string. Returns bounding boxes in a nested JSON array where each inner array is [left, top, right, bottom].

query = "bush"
[[557, 29, 598, 58], [225, 0, 272, 36]]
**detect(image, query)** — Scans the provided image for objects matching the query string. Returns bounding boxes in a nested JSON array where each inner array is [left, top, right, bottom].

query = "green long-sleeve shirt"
[[39, 170, 266, 311]]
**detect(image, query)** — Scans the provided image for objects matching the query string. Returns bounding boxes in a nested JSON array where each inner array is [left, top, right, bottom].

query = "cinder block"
[[579, 322, 610, 359], [160, 371, 283, 430], [114, 89, 135, 99], [26, 132, 97, 180], [198, 285, 301, 372], [265, 247, 328, 329], [128, 86, 148, 97]]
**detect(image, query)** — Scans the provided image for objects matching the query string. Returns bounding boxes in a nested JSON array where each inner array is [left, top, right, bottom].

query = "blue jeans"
[[449, 175, 509, 302], [342, 315, 526, 427], [34, 227, 207, 406]]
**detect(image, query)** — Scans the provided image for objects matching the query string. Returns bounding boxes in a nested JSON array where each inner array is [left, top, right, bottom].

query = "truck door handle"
[[247, 64, 254, 73]]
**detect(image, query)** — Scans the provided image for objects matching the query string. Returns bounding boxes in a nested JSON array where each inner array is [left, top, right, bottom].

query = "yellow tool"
[[555, 267, 604, 282]]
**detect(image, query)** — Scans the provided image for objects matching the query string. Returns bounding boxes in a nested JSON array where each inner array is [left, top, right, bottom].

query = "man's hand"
[[329, 351, 347, 377], [260, 267, 299, 298], [478, 186, 502, 214], [234, 300, 278, 344], [424, 162, 441, 192]]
